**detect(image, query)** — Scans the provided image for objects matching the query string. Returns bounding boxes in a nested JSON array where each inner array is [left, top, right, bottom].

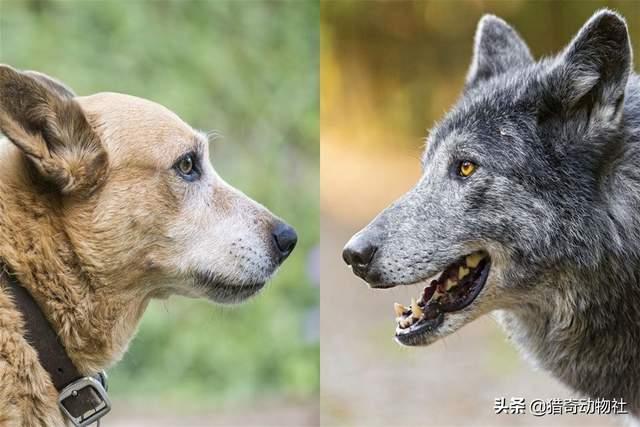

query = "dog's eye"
[[458, 160, 477, 178], [173, 152, 200, 181], [179, 156, 193, 175]]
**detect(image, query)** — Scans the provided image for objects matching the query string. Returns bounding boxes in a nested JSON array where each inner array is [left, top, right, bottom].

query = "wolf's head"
[[343, 10, 634, 345]]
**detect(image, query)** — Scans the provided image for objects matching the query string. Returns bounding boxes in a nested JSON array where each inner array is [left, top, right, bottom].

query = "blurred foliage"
[[0, 0, 318, 407], [322, 0, 640, 150]]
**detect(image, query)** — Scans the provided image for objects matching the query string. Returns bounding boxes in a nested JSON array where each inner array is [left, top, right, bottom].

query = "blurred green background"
[[0, 0, 318, 424], [321, 1, 638, 426]]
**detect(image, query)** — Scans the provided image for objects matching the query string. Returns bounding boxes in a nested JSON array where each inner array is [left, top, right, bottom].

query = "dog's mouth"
[[393, 252, 490, 344], [193, 272, 267, 304], [209, 282, 266, 304]]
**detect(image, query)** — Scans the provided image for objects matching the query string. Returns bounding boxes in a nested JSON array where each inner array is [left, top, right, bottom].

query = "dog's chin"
[[192, 272, 268, 304], [203, 282, 266, 304], [367, 251, 492, 347]]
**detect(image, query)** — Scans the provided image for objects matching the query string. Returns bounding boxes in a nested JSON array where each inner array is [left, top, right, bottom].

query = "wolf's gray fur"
[[344, 10, 640, 414]]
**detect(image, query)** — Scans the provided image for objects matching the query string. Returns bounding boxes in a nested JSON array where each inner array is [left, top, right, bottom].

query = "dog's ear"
[[465, 15, 533, 89], [23, 70, 77, 99], [549, 10, 631, 123], [0, 65, 107, 196]]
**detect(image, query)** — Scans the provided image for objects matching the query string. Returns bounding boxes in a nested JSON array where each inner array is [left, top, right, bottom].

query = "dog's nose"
[[342, 236, 378, 274], [272, 222, 297, 261]]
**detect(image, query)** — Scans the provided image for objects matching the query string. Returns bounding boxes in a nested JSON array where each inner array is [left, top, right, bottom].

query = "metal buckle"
[[58, 376, 111, 427], [96, 370, 108, 392]]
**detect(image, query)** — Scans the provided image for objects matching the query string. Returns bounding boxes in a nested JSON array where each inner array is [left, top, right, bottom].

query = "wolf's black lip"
[[395, 312, 445, 345], [367, 282, 397, 289]]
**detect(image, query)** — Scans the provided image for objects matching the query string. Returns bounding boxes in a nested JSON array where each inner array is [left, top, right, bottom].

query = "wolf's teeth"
[[394, 303, 406, 317], [400, 318, 412, 328], [458, 266, 470, 278], [466, 253, 483, 268], [411, 298, 423, 318], [445, 279, 456, 291]]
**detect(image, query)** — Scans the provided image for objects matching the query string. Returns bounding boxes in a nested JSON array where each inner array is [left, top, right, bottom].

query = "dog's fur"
[[0, 65, 293, 425], [345, 10, 640, 414]]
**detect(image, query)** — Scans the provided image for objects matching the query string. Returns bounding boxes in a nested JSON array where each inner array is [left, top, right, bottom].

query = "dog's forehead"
[[76, 92, 201, 163]]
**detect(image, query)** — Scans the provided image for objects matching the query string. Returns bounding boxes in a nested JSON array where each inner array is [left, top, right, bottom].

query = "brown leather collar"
[[2, 268, 111, 426]]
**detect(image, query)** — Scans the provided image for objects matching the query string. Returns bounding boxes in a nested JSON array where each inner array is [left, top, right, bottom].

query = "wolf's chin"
[[387, 251, 492, 345]]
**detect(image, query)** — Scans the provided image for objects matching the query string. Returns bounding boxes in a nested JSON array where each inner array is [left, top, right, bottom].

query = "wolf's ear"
[[550, 10, 631, 122], [465, 15, 533, 89], [0, 65, 107, 196]]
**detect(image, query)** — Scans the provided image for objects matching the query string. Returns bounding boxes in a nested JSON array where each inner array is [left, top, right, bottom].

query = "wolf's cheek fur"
[[353, 166, 548, 289]]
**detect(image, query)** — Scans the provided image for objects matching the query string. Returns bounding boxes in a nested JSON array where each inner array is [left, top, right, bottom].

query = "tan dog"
[[0, 65, 297, 426]]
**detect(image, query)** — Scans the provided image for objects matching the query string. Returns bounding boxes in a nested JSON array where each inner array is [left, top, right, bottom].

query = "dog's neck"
[[0, 146, 149, 373]]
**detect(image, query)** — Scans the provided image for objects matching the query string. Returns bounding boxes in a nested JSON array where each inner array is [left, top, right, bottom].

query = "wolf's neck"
[[0, 149, 148, 373], [505, 91, 640, 413], [499, 266, 640, 412]]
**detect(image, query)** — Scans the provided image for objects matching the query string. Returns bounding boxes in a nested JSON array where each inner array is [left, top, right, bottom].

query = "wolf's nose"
[[272, 222, 297, 261], [342, 237, 377, 274]]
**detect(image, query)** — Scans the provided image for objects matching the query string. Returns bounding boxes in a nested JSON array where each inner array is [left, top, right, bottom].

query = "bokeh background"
[[321, 1, 638, 426], [0, 1, 318, 425]]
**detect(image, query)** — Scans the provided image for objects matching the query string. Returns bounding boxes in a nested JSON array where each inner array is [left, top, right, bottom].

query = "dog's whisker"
[[204, 129, 223, 145]]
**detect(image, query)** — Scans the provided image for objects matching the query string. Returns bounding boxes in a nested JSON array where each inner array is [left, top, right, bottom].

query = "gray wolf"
[[343, 10, 640, 415], [0, 65, 297, 425]]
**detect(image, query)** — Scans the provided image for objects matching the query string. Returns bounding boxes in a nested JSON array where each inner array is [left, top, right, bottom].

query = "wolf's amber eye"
[[178, 156, 194, 175], [458, 160, 476, 177]]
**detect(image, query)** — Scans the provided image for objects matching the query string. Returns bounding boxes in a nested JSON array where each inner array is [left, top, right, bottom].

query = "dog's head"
[[0, 65, 297, 305], [343, 10, 633, 345]]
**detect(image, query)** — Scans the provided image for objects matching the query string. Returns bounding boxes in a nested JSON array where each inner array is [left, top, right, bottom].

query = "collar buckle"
[[58, 376, 111, 427]]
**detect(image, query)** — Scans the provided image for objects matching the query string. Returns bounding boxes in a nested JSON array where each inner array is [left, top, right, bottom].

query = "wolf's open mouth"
[[394, 252, 490, 342]]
